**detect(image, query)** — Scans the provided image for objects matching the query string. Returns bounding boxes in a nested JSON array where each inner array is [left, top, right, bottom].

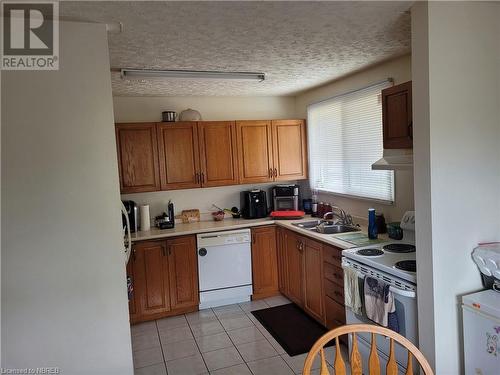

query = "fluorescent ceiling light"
[[120, 69, 265, 82]]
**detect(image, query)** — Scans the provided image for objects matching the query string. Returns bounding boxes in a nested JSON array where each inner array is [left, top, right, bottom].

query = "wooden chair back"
[[303, 324, 433, 375]]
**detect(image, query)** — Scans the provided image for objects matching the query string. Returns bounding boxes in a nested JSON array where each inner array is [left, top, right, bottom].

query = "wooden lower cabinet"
[[128, 236, 198, 324], [322, 245, 347, 331], [251, 226, 279, 299], [303, 238, 324, 323], [284, 230, 305, 307], [277, 227, 288, 294], [167, 236, 199, 310], [277, 229, 348, 327], [133, 240, 171, 318]]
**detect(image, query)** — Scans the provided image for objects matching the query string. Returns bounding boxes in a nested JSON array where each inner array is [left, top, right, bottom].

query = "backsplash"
[[121, 182, 296, 222]]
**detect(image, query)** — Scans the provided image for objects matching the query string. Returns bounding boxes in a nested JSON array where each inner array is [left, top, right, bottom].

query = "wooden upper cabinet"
[[198, 121, 239, 187], [251, 226, 279, 299], [303, 239, 324, 323], [271, 120, 308, 181], [167, 236, 199, 310], [236, 120, 274, 184], [157, 122, 201, 190], [115, 123, 160, 193], [116, 118, 307, 193], [133, 240, 171, 318], [382, 81, 413, 149]]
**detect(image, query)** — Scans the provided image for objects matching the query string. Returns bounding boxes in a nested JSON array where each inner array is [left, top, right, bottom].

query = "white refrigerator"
[[462, 290, 500, 374]]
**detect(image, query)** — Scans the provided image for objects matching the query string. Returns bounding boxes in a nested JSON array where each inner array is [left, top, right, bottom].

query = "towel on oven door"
[[364, 277, 399, 332], [343, 267, 362, 315]]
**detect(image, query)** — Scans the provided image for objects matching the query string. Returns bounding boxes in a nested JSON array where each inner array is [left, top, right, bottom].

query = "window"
[[307, 81, 394, 203]]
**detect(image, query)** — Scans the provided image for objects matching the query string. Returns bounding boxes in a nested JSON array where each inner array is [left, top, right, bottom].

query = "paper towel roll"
[[140, 205, 150, 231]]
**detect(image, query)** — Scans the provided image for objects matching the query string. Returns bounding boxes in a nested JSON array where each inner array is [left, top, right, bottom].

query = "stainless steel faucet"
[[322, 206, 353, 225]]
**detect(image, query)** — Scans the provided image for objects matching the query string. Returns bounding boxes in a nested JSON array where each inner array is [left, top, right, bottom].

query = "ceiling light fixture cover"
[[120, 69, 265, 82]]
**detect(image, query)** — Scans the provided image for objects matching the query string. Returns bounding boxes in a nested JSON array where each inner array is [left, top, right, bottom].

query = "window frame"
[[306, 79, 395, 204]]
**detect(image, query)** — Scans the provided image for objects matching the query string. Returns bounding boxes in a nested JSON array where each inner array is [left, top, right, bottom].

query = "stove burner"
[[394, 260, 416, 272], [383, 244, 416, 253], [357, 248, 384, 257]]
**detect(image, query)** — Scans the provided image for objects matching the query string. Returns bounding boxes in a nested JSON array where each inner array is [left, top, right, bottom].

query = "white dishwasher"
[[197, 229, 253, 309]]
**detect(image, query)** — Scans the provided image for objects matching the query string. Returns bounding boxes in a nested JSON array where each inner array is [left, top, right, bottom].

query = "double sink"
[[292, 220, 361, 234]]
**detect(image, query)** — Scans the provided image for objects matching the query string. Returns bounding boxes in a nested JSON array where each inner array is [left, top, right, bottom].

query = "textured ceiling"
[[60, 1, 411, 96]]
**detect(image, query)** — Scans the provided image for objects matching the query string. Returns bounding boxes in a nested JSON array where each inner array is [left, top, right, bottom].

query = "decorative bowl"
[[179, 108, 202, 121], [212, 211, 225, 221]]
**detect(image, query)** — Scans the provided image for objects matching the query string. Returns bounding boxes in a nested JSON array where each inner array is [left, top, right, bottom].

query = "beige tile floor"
[[132, 295, 347, 375]]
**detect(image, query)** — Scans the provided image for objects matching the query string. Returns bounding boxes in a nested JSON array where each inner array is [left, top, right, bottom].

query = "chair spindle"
[[350, 333, 363, 375], [386, 338, 398, 375], [369, 333, 380, 375], [405, 351, 414, 375], [334, 336, 346, 375], [319, 348, 330, 375]]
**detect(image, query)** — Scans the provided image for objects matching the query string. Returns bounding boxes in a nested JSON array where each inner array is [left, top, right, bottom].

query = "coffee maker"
[[241, 190, 268, 219], [122, 200, 138, 233]]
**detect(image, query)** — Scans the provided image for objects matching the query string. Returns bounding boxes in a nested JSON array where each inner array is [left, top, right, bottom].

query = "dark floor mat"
[[252, 303, 334, 356]]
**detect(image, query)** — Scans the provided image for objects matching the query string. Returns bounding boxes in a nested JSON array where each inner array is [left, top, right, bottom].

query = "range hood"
[[372, 150, 413, 171]]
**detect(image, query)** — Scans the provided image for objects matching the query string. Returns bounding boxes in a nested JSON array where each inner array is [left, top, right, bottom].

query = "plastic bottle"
[[368, 208, 378, 239]]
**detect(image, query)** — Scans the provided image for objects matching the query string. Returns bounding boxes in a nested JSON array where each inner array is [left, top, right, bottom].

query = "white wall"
[[295, 55, 414, 222], [413, 2, 500, 373], [411, 2, 436, 369], [113, 96, 296, 122], [1, 22, 133, 374]]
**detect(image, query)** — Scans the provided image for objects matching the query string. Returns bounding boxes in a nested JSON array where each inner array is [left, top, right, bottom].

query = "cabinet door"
[[276, 227, 288, 294], [236, 120, 274, 184], [167, 236, 199, 310], [157, 122, 201, 190], [115, 123, 160, 193], [134, 240, 171, 317], [303, 239, 324, 323], [284, 230, 304, 306], [126, 253, 140, 323], [198, 121, 239, 187], [271, 120, 308, 181], [251, 226, 279, 299], [382, 81, 413, 149]]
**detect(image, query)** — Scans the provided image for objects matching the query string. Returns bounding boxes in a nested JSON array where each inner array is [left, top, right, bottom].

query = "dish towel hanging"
[[364, 276, 399, 332], [343, 267, 363, 315]]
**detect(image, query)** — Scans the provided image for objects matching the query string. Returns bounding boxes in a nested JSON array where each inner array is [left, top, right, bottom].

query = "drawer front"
[[325, 296, 346, 329], [324, 262, 344, 287], [324, 278, 345, 305], [323, 245, 342, 266]]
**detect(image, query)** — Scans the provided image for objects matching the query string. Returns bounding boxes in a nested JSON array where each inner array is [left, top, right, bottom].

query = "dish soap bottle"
[[368, 208, 378, 239]]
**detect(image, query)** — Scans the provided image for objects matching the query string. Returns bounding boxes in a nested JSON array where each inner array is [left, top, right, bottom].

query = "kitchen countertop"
[[131, 215, 389, 250]]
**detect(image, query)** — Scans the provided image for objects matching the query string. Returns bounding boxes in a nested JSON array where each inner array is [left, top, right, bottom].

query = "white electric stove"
[[341, 211, 418, 374]]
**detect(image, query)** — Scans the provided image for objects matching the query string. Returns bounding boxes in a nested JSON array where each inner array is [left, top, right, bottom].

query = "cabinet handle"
[[195, 173, 199, 184], [201, 172, 205, 184], [274, 168, 278, 177], [252, 234, 256, 244], [168, 246, 172, 256], [132, 246, 136, 261], [268, 168, 273, 178], [162, 246, 167, 257], [408, 122, 413, 140]]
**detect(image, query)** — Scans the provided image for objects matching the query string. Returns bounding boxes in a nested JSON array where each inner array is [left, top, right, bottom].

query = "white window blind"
[[307, 81, 394, 203]]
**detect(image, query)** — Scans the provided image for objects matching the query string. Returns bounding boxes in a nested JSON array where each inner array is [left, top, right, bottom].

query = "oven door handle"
[[389, 286, 416, 298]]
